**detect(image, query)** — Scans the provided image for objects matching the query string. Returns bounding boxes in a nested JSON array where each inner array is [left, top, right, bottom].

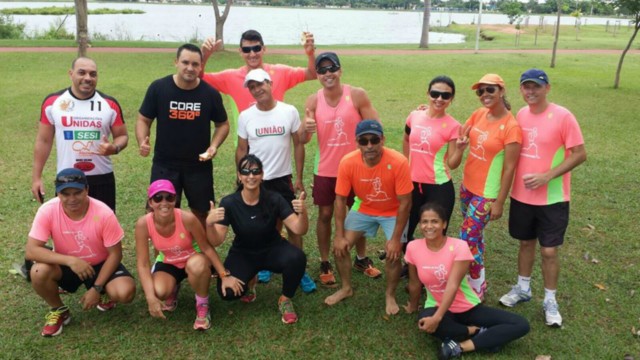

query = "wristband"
[[114, 144, 121, 154], [219, 269, 230, 278]]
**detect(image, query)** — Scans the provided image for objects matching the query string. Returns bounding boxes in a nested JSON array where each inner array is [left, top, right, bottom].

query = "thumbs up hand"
[[139, 136, 151, 157], [292, 191, 307, 214]]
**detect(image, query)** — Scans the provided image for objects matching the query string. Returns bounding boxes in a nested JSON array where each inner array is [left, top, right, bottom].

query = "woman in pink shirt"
[[135, 180, 243, 331], [404, 202, 529, 359], [403, 75, 463, 241]]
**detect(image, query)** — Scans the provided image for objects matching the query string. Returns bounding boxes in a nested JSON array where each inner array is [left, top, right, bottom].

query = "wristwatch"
[[93, 284, 105, 294]]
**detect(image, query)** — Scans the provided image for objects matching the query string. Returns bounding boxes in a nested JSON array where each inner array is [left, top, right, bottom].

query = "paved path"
[[1, 47, 638, 55]]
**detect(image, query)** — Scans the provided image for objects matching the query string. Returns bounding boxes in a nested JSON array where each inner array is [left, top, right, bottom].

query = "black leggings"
[[407, 180, 455, 242], [418, 304, 529, 351], [217, 238, 306, 299]]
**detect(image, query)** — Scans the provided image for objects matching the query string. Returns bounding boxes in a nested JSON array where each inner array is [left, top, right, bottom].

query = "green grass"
[[1, 49, 639, 359]]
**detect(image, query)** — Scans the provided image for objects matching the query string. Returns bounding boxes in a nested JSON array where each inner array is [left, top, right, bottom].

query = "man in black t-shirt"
[[136, 43, 229, 228]]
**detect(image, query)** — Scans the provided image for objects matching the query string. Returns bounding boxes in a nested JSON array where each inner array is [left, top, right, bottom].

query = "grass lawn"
[[0, 48, 639, 359]]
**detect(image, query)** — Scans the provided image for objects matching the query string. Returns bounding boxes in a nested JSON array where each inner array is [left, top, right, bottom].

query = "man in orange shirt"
[[324, 120, 413, 315]]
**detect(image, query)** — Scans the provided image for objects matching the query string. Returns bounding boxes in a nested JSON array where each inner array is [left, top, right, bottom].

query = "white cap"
[[243, 69, 271, 88]]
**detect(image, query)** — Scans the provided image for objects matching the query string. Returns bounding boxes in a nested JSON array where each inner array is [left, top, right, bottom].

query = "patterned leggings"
[[459, 185, 494, 284]]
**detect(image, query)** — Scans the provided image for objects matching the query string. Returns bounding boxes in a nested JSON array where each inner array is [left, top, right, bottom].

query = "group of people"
[[26, 28, 586, 360]]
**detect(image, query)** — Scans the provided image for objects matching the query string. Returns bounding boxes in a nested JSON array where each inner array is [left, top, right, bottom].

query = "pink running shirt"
[[405, 110, 461, 184], [202, 64, 306, 113], [29, 197, 124, 265], [146, 209, 198, 269], [512, 103, 584, 205], [404, 237, 481, 313], [314, 85, 363, 177]]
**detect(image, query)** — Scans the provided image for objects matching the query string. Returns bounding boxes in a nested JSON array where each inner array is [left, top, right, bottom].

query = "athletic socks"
[[517, 275, 531, 292], [544, 288, 557, 302], [195, 294, 209, 308]]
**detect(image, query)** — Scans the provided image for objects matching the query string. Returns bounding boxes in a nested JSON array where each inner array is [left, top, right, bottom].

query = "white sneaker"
[[499, 285, 532, 307], [543, 298, 563, 327]]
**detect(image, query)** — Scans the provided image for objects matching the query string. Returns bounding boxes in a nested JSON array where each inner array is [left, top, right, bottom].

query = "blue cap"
[[356, 119, 383, 137], [55, 168, 87, 193], [520, 69, 549, 85]]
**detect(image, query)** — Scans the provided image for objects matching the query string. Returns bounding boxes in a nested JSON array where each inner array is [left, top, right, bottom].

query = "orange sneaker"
[[319, 261, 336, 286], [354, 257, 382, 279]]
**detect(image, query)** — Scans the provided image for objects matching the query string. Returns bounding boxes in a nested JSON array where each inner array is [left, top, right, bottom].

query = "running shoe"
[[543, 298, 563, 327], [319, 261, 336, 286], [278, 297, 298, 324], [353, 257, 382, 279], [438, 339, 462, 360], [499, 285, 532, 307], [193, 303, 211, 331], [300, 272, 317, 293], [41, 306, 71, 337], [257, 270, 272, 283], [240, 286, 257, 303], [162, 284, 180, 312], [97, 294, 116, 312]]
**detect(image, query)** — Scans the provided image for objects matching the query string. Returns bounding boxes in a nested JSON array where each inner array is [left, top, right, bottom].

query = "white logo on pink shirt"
[[410, 126, 433, 154], [64, 230, 96, 259], [521, 127, 540, 159], [327, 117, 350, 147]]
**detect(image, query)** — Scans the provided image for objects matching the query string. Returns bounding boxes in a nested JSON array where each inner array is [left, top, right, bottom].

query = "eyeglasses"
[[55, 174, 86, 185], [239, 168, 263, 176], [357, 136, 382, 146], [241, 45, 262, 54], [475, 86, 499, 97], [151, 193, 176, 203], [317, 65, 340, 75], [429, 90, 453, 100]]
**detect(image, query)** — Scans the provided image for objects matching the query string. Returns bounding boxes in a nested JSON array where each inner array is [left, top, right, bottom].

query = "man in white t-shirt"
[[236, 69, 316, 293]]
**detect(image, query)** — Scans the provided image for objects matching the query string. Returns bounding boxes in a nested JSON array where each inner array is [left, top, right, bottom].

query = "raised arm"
[[283, 191, 309, 235], [302, 32, 317, 81]]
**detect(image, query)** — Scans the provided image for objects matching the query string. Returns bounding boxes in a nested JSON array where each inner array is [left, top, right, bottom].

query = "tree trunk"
[[614, 19, 640, 89], [74, 0, 88, 57], [212, 0, 233, 50], [419, 0, 431, 48], [550, 0, 561, 68]]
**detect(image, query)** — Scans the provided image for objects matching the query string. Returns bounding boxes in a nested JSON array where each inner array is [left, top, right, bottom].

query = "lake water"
[[0, 2, 632, 44]]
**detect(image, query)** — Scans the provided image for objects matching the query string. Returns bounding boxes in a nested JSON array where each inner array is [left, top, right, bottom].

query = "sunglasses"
[[429, 90, 453, 100], [151, 193, 176, 203], [241, 45, 262, 54], [239, 168, 263, 176], [317, 65, 340, 75], [357, 136, 382, 146], [55, 174, 86, 185], [475, 86, 499, 97]]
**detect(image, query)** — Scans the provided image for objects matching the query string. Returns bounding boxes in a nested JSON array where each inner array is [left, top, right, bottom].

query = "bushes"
[[0, 15, 26, 39]]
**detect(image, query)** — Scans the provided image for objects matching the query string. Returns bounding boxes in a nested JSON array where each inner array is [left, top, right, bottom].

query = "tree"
[[74, 0, 88, 56], [211, 0, 232, 50], [550, 0, 561, 67], [613, 0, 640, 88], [499, 0, 524, 24], [419, 0, 431, 48]]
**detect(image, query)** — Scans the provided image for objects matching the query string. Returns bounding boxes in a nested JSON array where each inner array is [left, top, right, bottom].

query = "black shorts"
[[87, 172, 116, 212], [152, 262, 188, 284], [509, 198, 569, 247], [150, 162, 214, 213], [263, 175, 295, 209], [58, 262, 132, 293]]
